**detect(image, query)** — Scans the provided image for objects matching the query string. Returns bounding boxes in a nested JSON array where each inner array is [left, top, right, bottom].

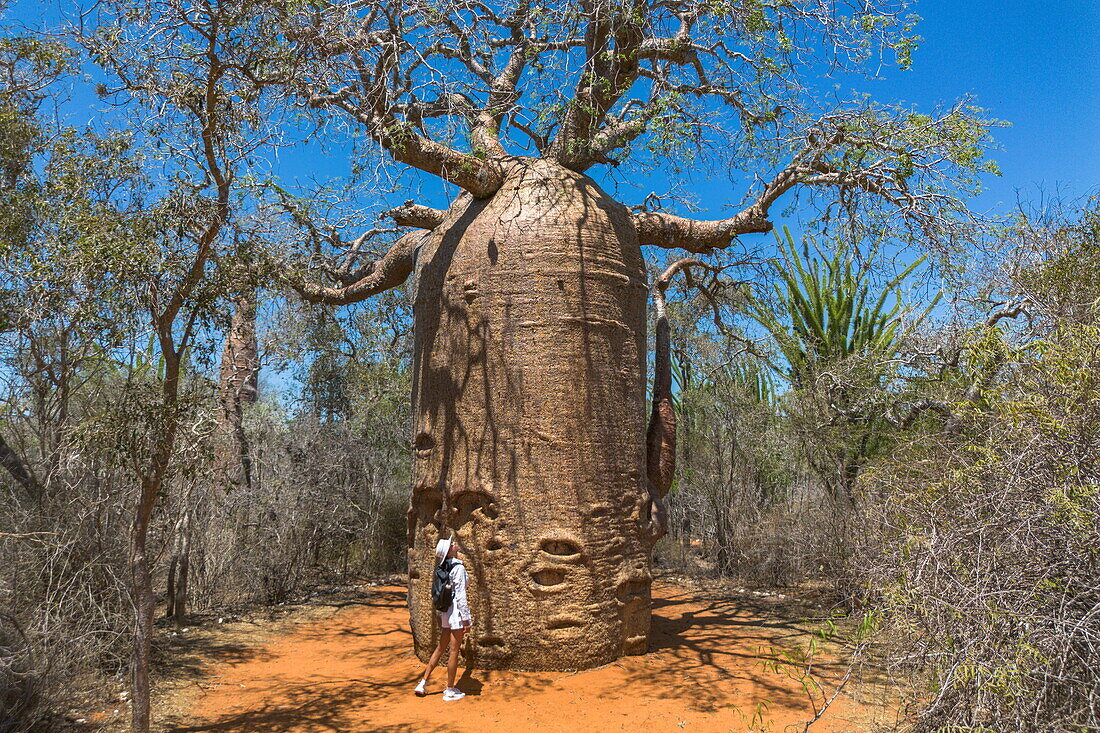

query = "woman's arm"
[[451, 563, 472, 623]]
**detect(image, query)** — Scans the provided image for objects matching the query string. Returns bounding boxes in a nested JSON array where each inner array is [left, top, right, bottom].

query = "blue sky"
[[835, 0, 1098, 213], [658, 0, 1100, 223], [8, 0, 1096, 218], [4, 0, 1094, 401]]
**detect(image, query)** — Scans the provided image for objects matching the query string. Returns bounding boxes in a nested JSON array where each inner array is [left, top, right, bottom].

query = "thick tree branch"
[[470, 5, 534, 158], [548, 0, 648, 170], [326, 94, 504, 199], [304, 35, 505, 198], [582, 97, 665, 166], [633, 165, 803, 251], [631, 103, 979, 253], [383, 201, 446, 230], [290, 230, 424, 305], [633, 208, 771, 252]]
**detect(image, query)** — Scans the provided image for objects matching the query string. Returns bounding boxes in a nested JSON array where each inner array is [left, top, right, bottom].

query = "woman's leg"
[[446, 627, 466, 688], [421, 628, 451, 683]]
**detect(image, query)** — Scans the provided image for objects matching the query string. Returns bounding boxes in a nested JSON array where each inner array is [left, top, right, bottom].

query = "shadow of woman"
[[457, 667, 484, 696]]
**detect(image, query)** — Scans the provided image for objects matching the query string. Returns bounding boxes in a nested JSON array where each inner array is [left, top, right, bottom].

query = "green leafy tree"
[[76, 2, 294, 728], [747, 227, 939, 504], [0, 24, 74, 498]]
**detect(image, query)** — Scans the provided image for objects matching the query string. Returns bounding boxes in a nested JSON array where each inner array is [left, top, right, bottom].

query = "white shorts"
[[439, 606, 471, 630]]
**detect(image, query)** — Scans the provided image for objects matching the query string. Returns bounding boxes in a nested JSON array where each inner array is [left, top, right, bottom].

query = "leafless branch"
[[288, 230, 425, 305]]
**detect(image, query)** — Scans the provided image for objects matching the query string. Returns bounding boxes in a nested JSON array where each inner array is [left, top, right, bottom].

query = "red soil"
[[165, 581, 889, 732]]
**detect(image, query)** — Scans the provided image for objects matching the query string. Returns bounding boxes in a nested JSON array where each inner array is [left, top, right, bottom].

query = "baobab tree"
[[280, 0, 995, 671]]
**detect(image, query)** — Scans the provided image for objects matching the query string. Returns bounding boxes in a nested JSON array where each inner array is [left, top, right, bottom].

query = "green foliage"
[[859, 323, 1100, 730], [1013, 196, 1100, 325], [748, 226, 939, 389], [719, 357, 776, 409], [0, 32, 72, 272], [854, 202, 1100, 730], [740, 228, 941, 504]]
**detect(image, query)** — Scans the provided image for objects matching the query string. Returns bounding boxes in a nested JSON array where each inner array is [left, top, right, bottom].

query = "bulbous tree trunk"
[[406, 158, 658, 670]]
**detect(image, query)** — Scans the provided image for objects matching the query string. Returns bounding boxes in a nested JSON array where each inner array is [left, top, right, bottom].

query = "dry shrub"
[[0, 483, 131, 732], [661, 353, 861, 588], [854, 324, 1100, 732], [663, 479, 849, 588], [188, 405, 409, 608], [0, 353, 411, 727], [0, 613, 37, 733]]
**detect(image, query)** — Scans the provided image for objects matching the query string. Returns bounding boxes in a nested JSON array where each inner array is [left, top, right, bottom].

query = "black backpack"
[[431, 558, 454, 612]]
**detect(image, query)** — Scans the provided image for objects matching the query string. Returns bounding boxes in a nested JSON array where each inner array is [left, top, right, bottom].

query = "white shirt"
[[445, 558, 473, 625]]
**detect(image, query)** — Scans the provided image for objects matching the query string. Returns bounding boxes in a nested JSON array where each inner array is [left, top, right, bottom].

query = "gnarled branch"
[[634, 208, 771, 252], [548, 0, 649, 170], [304, 34, 505, 198], [290, 230, 425, 305], [633, 164, 804, 251], [383, 201, 446, 230]]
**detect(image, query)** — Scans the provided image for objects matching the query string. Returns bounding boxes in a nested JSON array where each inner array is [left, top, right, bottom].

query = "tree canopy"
[[274, 0, 998, 258]]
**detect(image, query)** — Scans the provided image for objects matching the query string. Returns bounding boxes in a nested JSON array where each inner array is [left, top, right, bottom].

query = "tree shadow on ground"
[[160, 580, 882, 731], [154, 628, 275, 685], [637, 579, 887, 716], [163, 678, 450, 733]]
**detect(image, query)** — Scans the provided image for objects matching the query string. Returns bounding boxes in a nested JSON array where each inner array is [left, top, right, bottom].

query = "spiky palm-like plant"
[[749, 226, 939, 389], [747, 227, 939, 504]]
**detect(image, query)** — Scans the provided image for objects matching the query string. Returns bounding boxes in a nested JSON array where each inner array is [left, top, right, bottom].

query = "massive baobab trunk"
[[404, 159, 657, 670], [289, 0, 971, 673]]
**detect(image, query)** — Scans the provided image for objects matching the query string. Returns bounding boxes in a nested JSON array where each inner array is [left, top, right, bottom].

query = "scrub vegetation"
[[0, 0, 1096, 731]]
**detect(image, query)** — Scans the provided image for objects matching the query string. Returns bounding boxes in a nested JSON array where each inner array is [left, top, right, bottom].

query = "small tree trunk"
[[711, 491, 734, 575], [130, 479, 158, 733], [676, 349, 692, 469], [165, 556, 177, 619], [166, 510, 182, 618], [173, 511, 192, 624], [216, 292, 259, 493], [130, 347, 182, 733]]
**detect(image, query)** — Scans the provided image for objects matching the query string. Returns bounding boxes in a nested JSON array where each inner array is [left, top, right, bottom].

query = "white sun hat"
[[434, 536, 453, 562]]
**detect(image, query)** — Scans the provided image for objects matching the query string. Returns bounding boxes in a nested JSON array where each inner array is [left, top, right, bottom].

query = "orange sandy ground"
[[163, 581, 891, 733]]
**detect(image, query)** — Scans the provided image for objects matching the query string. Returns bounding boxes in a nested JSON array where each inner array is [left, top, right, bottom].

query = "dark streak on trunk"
[[0, 431, 40, 499]]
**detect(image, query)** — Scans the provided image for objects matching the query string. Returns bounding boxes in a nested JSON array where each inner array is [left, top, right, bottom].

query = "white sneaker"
[[442, 686, 465, 701], [414, 679, 427, 697]]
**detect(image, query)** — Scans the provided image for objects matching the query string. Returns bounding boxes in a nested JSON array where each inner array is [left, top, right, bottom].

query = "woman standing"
[[414, 536, 473, 701]]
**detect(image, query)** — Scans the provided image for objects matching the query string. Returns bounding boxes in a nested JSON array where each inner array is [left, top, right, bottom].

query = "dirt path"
[[157, 580, 892, 732]]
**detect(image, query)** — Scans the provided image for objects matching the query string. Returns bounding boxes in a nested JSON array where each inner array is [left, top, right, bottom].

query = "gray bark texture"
[[217, 292, 259, 492], [405, 158, 657, 670]]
